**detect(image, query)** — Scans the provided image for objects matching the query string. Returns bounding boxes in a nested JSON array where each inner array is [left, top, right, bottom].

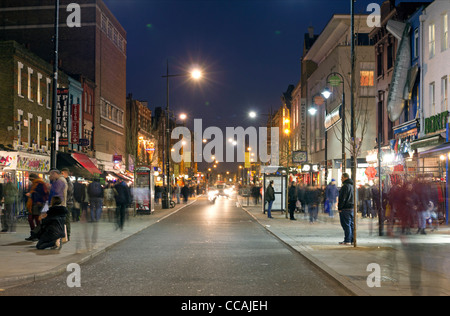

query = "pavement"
[[0, 199, 197, 289], [237, 197, 450, 296], [1, 194, 450, 296]]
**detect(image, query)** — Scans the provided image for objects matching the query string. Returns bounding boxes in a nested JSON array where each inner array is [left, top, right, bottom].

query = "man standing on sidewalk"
[[338, 173, 354, 245]]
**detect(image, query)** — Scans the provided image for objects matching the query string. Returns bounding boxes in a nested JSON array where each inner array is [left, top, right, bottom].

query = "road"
[[0, 196, 352, 296]]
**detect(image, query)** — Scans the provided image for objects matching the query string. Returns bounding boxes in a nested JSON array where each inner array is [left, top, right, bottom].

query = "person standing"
[[265, 180, 275, 219], [288, 181, 297, 220], [338, 173, 354, 245], [87, 178, 103, 222], [25, 174, 48, 240]]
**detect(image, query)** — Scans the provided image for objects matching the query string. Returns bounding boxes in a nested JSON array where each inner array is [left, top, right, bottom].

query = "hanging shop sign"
[[292, 150, 307, 163], [57, 88, 69, 146], [0, 151, 50, 172], [324, 104, 342, 131]]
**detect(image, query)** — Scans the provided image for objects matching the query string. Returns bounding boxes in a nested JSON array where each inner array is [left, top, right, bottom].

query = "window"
[[430, 82, 436, 115], [443, 14, 448, 52], [429, 23, 436, 58], [360, 71, 374, 87], [27, 67, 33, 101], [37, 73, 42, 105], [17, 61, 23, 97], [442, 76, 448, 112], [46, 78, 51, 109], [414, 28, 419, 58]]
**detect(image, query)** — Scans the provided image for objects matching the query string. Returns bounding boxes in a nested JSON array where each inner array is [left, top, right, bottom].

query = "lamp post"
[[161, 61, 202, 209], [50, 0, 60, 170], [322, 72, 346, 178], [309, 93, 327, 186]]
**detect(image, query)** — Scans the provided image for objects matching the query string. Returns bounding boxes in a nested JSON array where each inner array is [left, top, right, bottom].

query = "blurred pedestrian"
[[1, 178, 18, 233], [61, 168, 73, 240], [338, 173, 354, 245], [87, 178, 103, 222], [25, 173, 48, 241], [305, 185, 319, 223], [181, 183, 189, 203], [174, 183, 181, 204], [114, 179, 131, 231], [288, 181, 297, 220], [265, 180, 275, 219], [48, 169, 68, 206], [325, 179, 339, 218], [72, 179, 85, 222], [35, 196, 67, 250], [361, 183, 373, 218], [104, 182, 117, 221]]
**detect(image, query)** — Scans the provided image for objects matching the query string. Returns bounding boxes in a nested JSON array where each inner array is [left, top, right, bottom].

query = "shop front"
[[0, 151, 51, 212]]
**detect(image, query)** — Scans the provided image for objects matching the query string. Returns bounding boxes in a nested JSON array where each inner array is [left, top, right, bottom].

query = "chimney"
[[308, 26, 314, 39]]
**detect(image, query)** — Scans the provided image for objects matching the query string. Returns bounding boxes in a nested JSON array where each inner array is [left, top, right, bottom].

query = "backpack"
[[88, 181, 102, 197]]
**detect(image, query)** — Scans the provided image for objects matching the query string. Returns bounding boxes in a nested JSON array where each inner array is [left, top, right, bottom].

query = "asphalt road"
[[1, 196, 352, 296]]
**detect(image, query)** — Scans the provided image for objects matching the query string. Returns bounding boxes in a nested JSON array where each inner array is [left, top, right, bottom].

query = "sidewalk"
[[238, 197, 450, 296], [0, 199, 197, 289]]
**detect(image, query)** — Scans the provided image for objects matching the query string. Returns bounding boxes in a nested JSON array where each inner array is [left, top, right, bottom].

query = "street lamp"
[[161, 61, 203, 209]]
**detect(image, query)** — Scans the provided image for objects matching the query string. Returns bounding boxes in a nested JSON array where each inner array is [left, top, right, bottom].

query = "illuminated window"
[[429, 23, 436, 58], [360, 70, 374, 86]]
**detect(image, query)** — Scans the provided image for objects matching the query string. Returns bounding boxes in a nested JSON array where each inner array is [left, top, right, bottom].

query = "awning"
[[57, 152, 92, 179], [411, 134, 445, 151], [418, 142, 450, 158], [72, 153, 101, 175]]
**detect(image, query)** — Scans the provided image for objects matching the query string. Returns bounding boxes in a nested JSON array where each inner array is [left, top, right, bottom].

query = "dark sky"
[[103, 0, 384, 129]]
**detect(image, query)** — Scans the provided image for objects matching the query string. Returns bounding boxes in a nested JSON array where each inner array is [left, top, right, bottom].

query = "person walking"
[[2, 178, 19, 233], [305, 185, 319, 223], [49, 169, 68, 206], [174, 183, 181, 204], [61, 168, 73, 240], [87, 178, 103, 222], [265, 180, 275, 218], [25, 173, 48, 241], [72, 179, 85, 222], [288, 181, 297, 220], [181, 183, 189, 203], [338, 173, 354, 245], [325, 179, 339, 218], [114, 179, 131, 231]]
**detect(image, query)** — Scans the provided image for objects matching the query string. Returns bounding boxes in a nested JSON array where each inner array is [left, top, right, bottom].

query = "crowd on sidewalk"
[[0, 169, 133, 250], [258, 174, 445, 245]]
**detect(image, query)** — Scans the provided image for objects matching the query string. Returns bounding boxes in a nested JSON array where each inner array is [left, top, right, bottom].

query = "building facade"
[[0, 0, 127, 172]]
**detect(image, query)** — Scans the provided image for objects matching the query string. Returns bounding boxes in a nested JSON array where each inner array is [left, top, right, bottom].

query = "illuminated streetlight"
[[191, 69, 203, 80], [249, 111, 257, 118], [179, 113, 187, 120]]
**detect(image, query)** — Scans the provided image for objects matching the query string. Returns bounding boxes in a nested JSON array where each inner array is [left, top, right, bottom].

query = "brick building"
[[0, 0, 127, 172]]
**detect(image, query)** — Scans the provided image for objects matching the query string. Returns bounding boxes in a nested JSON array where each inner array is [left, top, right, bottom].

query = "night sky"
[[101, 0, 404, 171]]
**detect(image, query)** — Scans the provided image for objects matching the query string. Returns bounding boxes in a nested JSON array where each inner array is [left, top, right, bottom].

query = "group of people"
[[0, 168, 132, 250], [264, 173, 356, 245], [155, 183, 202, 205]]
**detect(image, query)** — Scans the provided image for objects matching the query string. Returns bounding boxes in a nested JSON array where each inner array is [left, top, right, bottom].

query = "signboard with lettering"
[[71, 103, 80, 144], [57, 88, 69, 146]]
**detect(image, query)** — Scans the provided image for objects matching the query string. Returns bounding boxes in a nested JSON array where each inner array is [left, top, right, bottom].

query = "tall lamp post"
[[309, 93, 328, 186], [322, 72, 346, 177], [161, 61, 202, 209], [50, 0, 60, 170]]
